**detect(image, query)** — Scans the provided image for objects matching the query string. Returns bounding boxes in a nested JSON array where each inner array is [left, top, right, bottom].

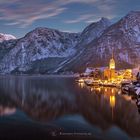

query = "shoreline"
[[0, 74, 79, 78]]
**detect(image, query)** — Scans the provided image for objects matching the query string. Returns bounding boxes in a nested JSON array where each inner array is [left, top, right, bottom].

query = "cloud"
[[0, 0, 118, 28], [64, 0, 117, 24], [65, 14, 94, 23], [85, 18, 102, 23], [56, 0, 98, 5], [0, 0, 67, 27], [85, 14, 116, 23], [19, 7, 67, 28]]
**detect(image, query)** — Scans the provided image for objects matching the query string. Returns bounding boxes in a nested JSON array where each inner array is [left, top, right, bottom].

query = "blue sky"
[[0, 0, 139, 38]]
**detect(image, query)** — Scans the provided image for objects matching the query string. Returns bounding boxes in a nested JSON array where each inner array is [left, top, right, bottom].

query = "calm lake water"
[[0, 75, 140, 140]]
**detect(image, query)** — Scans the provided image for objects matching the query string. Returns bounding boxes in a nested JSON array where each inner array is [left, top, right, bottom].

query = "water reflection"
[[110, 96, 115, 108], [88, 86, 117, 121], [0, 76, 140, 139], [0, 106, 16, 116], [110, 95, 115, 120], [78, 82, 85, 88]]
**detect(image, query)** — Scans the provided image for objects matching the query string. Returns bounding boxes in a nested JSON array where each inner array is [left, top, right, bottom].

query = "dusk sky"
[[0, 0, 140, 38]]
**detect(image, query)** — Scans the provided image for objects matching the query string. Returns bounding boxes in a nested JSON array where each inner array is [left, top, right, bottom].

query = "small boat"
[[84, 79, 100, 86], [76, 78, 85, 83], [103, 82, 117, 87], [84, 79, 93, 86], [100, 80, 118, 87], [92, 80, 100, 86]]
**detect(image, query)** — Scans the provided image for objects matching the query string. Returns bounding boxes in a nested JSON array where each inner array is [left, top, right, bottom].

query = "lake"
[[0, 75, 140, 140]]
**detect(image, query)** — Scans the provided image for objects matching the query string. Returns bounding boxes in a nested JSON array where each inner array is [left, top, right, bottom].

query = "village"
[[77, 52, 140, 101]]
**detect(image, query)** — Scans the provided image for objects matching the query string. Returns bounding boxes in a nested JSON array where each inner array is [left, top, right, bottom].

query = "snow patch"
[[0, 33, 16, 42]]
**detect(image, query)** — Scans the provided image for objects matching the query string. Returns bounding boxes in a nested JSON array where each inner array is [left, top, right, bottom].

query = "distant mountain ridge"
[[0, 28, 80, 73], [58, 11, 140, 72], [0, 33, 16, 42], [0, 11, 139, 74]]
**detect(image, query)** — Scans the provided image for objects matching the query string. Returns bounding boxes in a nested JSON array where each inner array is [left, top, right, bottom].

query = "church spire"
[[112, 47, 114, 59], [109, 47, 115, 69]]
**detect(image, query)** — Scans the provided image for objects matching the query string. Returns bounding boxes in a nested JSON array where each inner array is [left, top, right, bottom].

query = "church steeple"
[[109, 48, 115, 69]]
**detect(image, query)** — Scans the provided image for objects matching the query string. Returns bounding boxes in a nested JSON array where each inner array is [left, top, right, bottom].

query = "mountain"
[[0, 33, 16, 42], [0, 28, 80, 73], [59, 11, 140, 72], [0, 11, 139, 74], [77, 17, 111, 47], [53, 17, 111, 73]]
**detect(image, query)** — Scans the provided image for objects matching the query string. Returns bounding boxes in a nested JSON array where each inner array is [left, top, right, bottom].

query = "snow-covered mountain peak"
[[59, 11, 140, 72], [83, 17, 111, 33], [25, 27, 80, 42], [76, 17, 111, 47], [120, 10, 140, 26], [127, 11, 140, 17], [110, 11, 140, 44], [0, 27, 80, 73], [99, 17, 111, 25], [0, 33, 16, 42], [0, 11, 139, 74]]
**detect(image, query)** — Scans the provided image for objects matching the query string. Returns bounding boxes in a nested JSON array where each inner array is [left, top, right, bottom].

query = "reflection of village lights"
[[96, 87, 101, 92], [118, 90, 121, 94], [78, 79, 84, 83], [110, 95, 115, 108], [78, 82, 84, 88], [122, 95, 132, 101], [110, 95, 116, 121], [90, 88, 93, 92], [0, 106, 16, 116], [111, 88, 114, 94]]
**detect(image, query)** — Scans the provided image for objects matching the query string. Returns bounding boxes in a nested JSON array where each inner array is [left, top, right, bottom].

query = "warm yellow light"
[[78, 79, 84, 83], [111, 88, 114, 93], [78, 82, 84, 88], [109, 58, 115, 70], [96, 87, 101, 92], [110, 95, 115, 108]]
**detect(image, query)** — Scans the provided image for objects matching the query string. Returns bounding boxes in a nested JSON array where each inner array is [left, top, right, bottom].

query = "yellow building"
[[109, 57, 115, 70], [102, 51, 134, 81], [104, 53, 116, 81], [123, 69, 132, 79]]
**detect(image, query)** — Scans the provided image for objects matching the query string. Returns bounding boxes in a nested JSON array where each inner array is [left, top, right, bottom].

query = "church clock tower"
[[109, 50, 115, 70]]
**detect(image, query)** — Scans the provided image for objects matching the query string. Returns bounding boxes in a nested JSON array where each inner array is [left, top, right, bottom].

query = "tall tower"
[[109, 49, 115, 70]]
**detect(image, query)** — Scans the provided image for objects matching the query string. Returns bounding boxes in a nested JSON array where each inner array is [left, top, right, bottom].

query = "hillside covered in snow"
[[0, 33, 16, 42], [59, 11, 140, 72], [0, 11, 139, 74], [0, 28, 80, 73]]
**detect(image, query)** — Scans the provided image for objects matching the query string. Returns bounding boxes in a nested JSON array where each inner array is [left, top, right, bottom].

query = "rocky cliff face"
[[0, 11, 139, 74], [0, 28, 80, 73], [60, 11, 140, 72], [53, 17, 111, 73], [77, 17, 111, 47]]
